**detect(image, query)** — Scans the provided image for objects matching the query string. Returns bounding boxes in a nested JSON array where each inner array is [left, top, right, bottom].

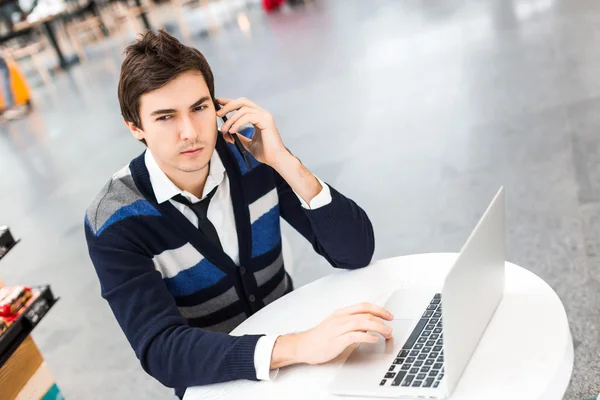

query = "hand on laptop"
[[270, 303, 394, 369]]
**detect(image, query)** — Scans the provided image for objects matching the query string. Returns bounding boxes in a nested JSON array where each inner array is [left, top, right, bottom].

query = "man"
[[84, 30, 393, 398]]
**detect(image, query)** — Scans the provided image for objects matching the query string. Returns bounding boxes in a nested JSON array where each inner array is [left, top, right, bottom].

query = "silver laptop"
[[329, 187, 506, 399]]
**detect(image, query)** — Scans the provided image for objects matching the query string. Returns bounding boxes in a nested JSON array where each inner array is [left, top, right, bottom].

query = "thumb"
[[235, 133, 252, 150], [222, 132, 235, 144]]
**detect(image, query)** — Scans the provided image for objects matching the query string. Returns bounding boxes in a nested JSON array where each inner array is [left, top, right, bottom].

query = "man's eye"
[[194, 105, 207, 112], [157, 115, 172, 121]]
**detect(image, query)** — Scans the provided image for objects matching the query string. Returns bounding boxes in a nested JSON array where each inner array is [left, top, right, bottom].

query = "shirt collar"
[[144, 148, 226, 204]]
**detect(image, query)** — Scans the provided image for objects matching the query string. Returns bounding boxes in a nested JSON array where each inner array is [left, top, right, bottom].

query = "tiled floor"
[[0, 0, 599, 398]]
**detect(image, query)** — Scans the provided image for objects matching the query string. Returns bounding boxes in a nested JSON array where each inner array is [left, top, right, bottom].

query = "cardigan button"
[[249, 294, 256, 302], [240, 266, 247, 275]]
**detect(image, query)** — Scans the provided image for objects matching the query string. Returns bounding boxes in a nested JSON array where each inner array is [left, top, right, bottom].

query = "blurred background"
[[0, 0, 599, 398]]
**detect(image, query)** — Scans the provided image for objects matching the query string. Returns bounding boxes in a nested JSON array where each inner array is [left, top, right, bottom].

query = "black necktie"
[[172, 187, 223, 251]]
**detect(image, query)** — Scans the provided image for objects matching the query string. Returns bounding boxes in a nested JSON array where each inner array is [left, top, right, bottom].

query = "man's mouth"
[[180, 148, 204, 156]]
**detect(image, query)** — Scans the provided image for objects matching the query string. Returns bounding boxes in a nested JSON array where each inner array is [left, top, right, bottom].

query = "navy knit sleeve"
[[274, 172, 375, 269], [84, 224, 262, 390]]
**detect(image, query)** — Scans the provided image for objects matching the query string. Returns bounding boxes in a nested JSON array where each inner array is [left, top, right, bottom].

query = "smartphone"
[[214, 99, 252, 169]]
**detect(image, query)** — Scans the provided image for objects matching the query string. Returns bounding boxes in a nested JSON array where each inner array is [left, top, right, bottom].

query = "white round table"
[[184, 253, 574, 400]]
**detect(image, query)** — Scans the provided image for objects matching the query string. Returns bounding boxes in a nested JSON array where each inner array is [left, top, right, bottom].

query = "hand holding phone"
[[214, 99, 252, 169], [215, 97, 289, 169]]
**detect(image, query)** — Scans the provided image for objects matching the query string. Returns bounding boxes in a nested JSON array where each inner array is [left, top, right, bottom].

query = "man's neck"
[[163, 163, 210, 199]]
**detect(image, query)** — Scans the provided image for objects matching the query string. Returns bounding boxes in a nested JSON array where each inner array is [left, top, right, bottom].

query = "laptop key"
[[423, 347, 432, 353], [414, 361, 424, 367], [433, 346, 443, 352], [399, 350, 409, 358], [418, 337, 427, 344], [402, 318, 428, 350], [413, 380, 423, 387], [425, 359, 434, 366], [391, 371, 407, 386], [429, 352, 439, 359], [430, 318, 439, 324], [427, 305, 437, 311], [402, 375, 415, 387], [433, 328, 442, 334], [393, 358, 404, 365], [426, 324, 435, 331], [410, 368, 419, 374], [418, 354, 427, 360], [423, 311, 433, 318], [401, 364, 411, 371], [433, 382, 440, 388], [414, 344, 424, 350], [406, 357, 416, 363], [434, 293, 441, 299], [385, 372, 396, 379], [429, 370, 439, 377], [422, 330, 431, 337], [410, 350, 419, 357], [430, 334, 439, 340], [438, 338, 444, 345], [426, 341, 436, 347], [439, 356, 445, 362], [433, 312, 442, 318], [424, 378, 435, 388], [389, 365, 396, 372], [434, 363, 443, 370], [417, 373, 426, 380], [380, 379, 387, 386]]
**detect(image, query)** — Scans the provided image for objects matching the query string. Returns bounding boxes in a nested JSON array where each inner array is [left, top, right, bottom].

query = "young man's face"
[[129, 70, 218, 177]]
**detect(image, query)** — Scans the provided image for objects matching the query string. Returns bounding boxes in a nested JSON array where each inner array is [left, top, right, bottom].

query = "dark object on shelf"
[[0, 226, 16, 248], [0, 226, 19, 261], [0, 285, 58, 368]]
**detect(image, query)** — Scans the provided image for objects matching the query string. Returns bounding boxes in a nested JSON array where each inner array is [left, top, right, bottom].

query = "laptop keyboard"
[[379, 293, 445, 389]]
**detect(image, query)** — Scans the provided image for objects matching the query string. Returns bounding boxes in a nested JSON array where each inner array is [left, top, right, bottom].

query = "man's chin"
[[177, 163, 209, 173]]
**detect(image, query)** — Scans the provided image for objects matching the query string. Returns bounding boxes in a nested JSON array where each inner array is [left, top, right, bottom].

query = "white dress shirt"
[[145, 149, 332, 380]]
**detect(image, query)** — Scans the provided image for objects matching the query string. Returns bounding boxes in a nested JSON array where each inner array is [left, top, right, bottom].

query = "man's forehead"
[[140, 71, 210, 112]]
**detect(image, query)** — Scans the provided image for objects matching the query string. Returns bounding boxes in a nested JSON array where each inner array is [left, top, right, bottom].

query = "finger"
[[215, 97, 231, 106], [339, 314, 393, 339], [220, 107, 255, 133], [229, 113, 262, 134], [217, 97, 261, 117], [334, 302, 394, 321], [340, 331, 379, 347]]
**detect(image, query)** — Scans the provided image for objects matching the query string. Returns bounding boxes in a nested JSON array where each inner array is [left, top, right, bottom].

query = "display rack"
[[0, 239, 20, 262], [0, 285, 58, 368]]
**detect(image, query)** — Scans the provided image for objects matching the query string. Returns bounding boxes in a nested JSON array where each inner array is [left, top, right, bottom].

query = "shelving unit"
[[0, 239, 20, 262], [0, 285, 58, 368]]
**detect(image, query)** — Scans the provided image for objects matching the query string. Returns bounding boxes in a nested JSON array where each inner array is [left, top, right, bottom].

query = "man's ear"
[[124, 120, 145, 142]]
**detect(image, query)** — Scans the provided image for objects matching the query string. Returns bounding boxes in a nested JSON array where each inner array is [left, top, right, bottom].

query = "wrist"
[[270, 333, 302, 369], [268, 148, 298, 172]]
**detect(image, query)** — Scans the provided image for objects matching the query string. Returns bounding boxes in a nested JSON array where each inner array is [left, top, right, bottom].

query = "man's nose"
[[179, 115, 198, 141]]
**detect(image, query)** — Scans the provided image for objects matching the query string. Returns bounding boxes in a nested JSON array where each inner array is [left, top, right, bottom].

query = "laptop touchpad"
[[352, 319, 415, 358]]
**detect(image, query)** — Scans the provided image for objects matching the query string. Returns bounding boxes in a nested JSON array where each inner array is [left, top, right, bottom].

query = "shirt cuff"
[[254, 335, 280, 380], [293, 176, 332, 210]]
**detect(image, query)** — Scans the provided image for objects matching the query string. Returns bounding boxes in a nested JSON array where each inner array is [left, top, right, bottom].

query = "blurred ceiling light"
[[237, 13, 251, 35], [514, 0, 555, 21]]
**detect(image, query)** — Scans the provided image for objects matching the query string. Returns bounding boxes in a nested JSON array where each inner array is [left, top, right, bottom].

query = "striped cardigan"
[[84, 132, 375, 395]]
